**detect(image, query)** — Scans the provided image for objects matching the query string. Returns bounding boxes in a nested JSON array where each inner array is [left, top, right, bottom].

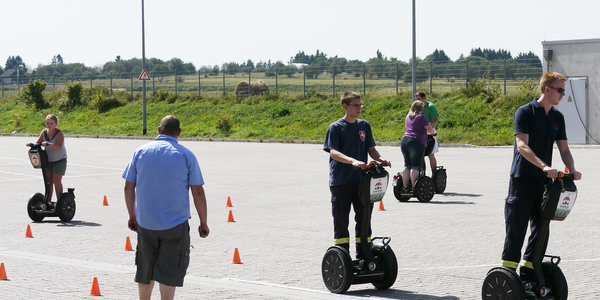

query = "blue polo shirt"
[[123, 135, 204, 230], [510, 99, 567, 179], [323, 118, 376, 186]]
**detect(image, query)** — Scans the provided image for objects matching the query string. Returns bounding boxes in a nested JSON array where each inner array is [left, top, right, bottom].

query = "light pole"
[[411, 0, 417, 102], [141, 0, 147, 135]]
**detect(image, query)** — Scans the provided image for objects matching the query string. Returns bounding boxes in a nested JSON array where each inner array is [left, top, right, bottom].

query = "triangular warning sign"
[[138, 69, 151, 80]]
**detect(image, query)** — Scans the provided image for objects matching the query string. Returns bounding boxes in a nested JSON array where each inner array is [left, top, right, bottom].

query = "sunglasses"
[[548, 86, 565, 93]]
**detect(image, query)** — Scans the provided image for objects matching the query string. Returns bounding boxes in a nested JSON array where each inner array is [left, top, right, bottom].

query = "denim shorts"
[[400, 136, 426, 169]]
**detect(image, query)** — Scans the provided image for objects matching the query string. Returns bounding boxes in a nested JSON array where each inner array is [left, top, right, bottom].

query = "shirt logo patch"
[[359, 131, 366, 141]]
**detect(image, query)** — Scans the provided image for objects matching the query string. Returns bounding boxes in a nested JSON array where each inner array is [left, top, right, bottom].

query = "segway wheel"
[[415, 176, 435, 202], [393, 174, 411, 202], [542, 262, 568, 300], [432, 168, 447, 194], [27, 193, 45, 222], [56, 193, 76, 222], [322, 246, 354, 294], [371, 244, 398, 290], [482, 267, 525, 300]]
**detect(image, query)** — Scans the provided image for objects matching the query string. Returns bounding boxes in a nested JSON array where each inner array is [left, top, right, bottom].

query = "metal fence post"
[[53, 74, 56, 91], [363, 63, 366, 96], [303, 66, 306, 97], [198, 72, 201, 98], [152, 71, 155, 92], [503, 59, 507, 95], [332, 65, 336, 98], [90, 72, 93, 90], [222, 71, 225, 96], [131, 76, 134, 100], [275, 67, 278, 94], [248, 69, 251, 96], [465, 59, 469, 90], [396, 62, 399, 95], [175, 70, 178, 97], [429, 61, 433, 95]]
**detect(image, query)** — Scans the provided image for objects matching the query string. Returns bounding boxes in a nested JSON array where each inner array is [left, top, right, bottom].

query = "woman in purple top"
[[400, 101, 437, 191]]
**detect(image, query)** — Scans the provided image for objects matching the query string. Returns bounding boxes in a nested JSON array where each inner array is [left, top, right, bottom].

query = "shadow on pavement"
[[347, 288, 460, 299], [54, 220, 102, 227]]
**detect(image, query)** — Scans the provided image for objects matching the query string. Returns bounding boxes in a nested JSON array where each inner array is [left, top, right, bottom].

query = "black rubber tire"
[[415, 176, 435, 202], [432, 168, 447, 194], [27, 193, 45, 222], [542, 262, 568, 300], [56, 193, 76, 222], [371, 244, 398, 290], [482, 267, 525, 300], [322, 246, 354, 294], [393, 174, 411, 202]]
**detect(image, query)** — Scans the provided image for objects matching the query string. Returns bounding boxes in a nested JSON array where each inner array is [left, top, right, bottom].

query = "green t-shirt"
[[422, 101, 439, 128]]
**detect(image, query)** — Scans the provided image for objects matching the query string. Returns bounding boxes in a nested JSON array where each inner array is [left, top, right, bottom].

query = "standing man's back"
[[123, 115, 209, 300]]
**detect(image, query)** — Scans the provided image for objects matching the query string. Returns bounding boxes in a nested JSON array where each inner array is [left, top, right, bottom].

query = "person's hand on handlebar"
[[571, 171, 582, 180], [350, 159, 368, 170], [378, 158, 391, 168], [543, 166, 559, 179]]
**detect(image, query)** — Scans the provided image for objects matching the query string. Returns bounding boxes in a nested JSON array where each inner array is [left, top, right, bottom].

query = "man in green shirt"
[[416, 91, 439, 175]]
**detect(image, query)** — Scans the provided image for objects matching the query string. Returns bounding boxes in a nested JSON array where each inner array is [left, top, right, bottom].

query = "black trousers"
[[502, 177, 549, 273], [330, 183, 373, 257]]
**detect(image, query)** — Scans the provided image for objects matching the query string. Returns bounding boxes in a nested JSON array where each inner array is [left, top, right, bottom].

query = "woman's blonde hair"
[[408, 101, 424, 120], [46, 114, 59, 125]]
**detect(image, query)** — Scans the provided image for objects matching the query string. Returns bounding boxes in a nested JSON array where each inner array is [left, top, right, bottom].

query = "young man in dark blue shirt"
[[323, 91, 391, 258], [502, 72, 582, 282]]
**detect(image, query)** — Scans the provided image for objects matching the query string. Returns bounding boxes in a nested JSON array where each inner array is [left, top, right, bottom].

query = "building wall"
[[542, 38, 600, 144]]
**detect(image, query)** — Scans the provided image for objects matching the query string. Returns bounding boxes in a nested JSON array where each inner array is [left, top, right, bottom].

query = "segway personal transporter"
[[392, 134, 446, 202], [482, 171, 577, 300], [27, 143, 76, 222], [321, 161, 398, 294]]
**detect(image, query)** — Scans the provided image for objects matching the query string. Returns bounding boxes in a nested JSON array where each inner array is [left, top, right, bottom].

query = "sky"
[[2, 0, 599, 72]]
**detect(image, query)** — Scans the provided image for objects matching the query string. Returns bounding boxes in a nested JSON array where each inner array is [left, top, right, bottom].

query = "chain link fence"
[[1, 58, 542, 99]]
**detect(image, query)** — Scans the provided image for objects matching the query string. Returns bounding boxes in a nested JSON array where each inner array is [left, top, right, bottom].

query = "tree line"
[[2, 47, 541, 82]]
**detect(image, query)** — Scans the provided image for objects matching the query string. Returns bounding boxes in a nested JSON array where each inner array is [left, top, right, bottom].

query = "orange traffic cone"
[[564, 166, 569, 173], [124, 236, 133, 251], [226, 196, 233, 207], [0, 263, 8, 280], [232, 248, 242, 264], [90, 277, 101, 296], [227, 210, 235, 222], [25, 224, 33, 238], [378, 201, 386, 211], [103, 195, 109, 206]]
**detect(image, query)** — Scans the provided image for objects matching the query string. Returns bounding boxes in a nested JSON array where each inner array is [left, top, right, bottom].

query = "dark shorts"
[[401, 136, 425, 169], [135, 220, 190, 287], [46, 158, 67, 176]]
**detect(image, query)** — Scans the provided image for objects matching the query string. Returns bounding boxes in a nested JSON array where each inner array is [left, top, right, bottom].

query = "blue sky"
[[2, 0, 598, 71]]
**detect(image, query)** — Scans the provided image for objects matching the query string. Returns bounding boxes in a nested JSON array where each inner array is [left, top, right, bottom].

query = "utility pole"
[[141, 0, 147, 135], [411, 0, 417, 102]]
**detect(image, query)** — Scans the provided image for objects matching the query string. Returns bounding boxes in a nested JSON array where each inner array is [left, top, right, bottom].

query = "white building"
[[542, 38, 600, 144]]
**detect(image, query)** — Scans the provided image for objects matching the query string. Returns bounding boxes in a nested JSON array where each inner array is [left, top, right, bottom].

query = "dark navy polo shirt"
[[323, 118, 376, 186], [510, 99, 567, 178]]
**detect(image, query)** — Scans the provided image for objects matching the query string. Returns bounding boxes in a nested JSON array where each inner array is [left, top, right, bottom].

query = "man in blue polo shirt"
[[324, 91, 391, 258], [123, 115, 209, 300], [501, 72, 582, 283]]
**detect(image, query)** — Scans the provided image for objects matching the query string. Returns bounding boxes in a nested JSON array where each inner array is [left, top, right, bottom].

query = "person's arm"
[[43, 131, 64, 150], [124, 180, 138, 231], [556, 140, 582, 180], [368, 147, 391, 168], [515, 133, 558, 178], [424, 124, 437, 136], [330, 148, 368, 169], [429, 117, 439, 127], [27, 132, 44, 146], [191, 185, 209, 238]]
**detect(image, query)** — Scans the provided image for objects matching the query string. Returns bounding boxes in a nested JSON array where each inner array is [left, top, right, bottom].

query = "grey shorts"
[[135, 220, 190, 287], [46, 158, 67, 176]]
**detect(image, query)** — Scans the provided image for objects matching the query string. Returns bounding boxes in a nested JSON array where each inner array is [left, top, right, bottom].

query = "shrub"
[[90, 87, 123, 113], [216, 114, 232, 132], [22, 79, 48, 109]]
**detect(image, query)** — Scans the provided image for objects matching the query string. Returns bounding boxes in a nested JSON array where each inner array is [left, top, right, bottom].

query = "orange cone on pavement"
[[25, 224, 33, 238], [226, 196, 233, 207], [227, 210, 235, 222], [378, 201, 386, 211], [90, 277, 101, 296], [103, 195, 109, 206], [232, 248, 242, 264], [124, 236, 133, 251], [0, 263, 8, 280]]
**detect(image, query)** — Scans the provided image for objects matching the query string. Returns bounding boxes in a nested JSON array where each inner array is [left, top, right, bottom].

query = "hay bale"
[[235, 80, 269, 97]]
